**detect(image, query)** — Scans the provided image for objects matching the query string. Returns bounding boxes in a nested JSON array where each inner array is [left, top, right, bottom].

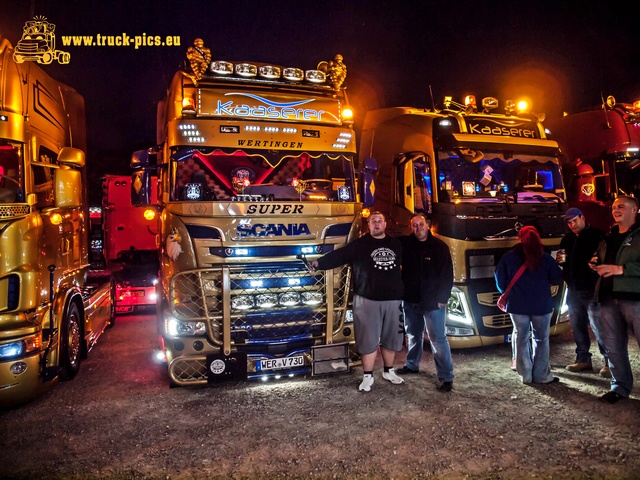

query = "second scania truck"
[[0, 38, 114, 407]]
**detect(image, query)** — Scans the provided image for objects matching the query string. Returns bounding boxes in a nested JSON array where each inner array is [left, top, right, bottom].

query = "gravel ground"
[[1, 313, 640, 480]]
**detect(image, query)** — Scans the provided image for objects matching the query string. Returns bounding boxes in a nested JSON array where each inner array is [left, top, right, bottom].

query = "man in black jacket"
[[398, 213, 455, 391], [558, 208, 609, 376]]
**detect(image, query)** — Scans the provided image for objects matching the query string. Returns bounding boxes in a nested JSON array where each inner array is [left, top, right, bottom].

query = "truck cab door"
[[393, 152, 432, 222]]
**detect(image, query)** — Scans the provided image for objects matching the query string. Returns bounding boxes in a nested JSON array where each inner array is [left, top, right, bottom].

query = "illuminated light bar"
[[335, 137, 350, 144], [211, 60, 233, 75], [282, 127, 298, 134], [235, 248, 249, 256], [187, 137, 205, 143], [245, 125, 261, 132], [300, 246, 314, 254], [628, 147, 639, 153], [283, 67, 304, 81], [231, 295, 254, 310], [439, 119, 452, 127], [332, 143, 347, 149], [287, 278, 301, 286], [339, 132, 352, 139], [220, 125, 240, 133], [301, 291, 323, 305], [235, 63, 257, 77], [305, 69, 326, 83], [259, 65, 281, 79], [308, 193, 328, 200], [256, 294, 278, 308], [264, 127, 279, 133], [279, 292, 300, 306], [250, 280, 264, 288]]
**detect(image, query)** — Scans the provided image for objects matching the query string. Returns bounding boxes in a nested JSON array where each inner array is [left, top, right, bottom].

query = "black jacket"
[[400, 232, 453, 311], [559, 225, 604, 292]]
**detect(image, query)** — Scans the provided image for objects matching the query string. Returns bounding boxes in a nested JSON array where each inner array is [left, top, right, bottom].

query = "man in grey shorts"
[[312, 211, 405, 392]]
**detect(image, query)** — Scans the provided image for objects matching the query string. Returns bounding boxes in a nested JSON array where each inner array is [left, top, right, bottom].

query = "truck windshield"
[[0, 142, 24, 204], [435, 149, 564, 203], [170, 147, 356, 202]]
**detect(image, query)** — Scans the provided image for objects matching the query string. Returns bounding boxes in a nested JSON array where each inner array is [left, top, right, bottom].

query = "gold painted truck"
[[131, 40, 376, 386], [0, 38, 114, 407], [360, 95, 570, 348]]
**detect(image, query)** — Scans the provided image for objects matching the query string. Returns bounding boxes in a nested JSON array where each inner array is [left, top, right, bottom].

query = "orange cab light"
[[182, 97, 196, 115], [143, 209, 156, 221], [464, 95, 476, 108]]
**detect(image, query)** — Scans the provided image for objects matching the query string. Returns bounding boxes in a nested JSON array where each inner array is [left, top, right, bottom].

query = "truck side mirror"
[[131, 149, 150, 169], [362, 156, 378, 173]]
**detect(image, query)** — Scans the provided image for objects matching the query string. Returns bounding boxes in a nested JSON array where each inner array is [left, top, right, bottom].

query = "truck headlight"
[[166, 317, 206, 336], [0, 334, 41, 360], [447, 287, 473, 326]]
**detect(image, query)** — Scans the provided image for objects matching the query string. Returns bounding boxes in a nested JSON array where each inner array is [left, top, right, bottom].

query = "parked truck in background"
[[0, 38, 114, 407], [360, 95, 570, 348], [101, 174, 159, 314], [131, 41, 376, 386], [546, 95, 640, 232]]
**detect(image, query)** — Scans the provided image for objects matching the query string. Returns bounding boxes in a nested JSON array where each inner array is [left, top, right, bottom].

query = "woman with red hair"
[[495, 226, 564, 383]]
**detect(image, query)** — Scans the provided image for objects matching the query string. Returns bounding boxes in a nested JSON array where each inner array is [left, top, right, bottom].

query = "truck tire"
[[59, 302, 82, 380], [40, 52, 53, 65]]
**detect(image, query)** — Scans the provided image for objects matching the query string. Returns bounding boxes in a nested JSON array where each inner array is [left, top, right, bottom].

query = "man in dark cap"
[[558, 207, 608, 376]]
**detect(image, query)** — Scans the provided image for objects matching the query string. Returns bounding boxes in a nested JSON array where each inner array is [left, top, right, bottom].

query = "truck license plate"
[[258, 355, 304, 371]]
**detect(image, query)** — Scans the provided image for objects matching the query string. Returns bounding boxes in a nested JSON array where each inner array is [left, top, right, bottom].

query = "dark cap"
[[563, 207, 583, 221]]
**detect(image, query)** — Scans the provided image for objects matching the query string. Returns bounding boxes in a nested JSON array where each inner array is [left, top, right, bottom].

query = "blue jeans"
[[595, 299, 640, 397], [403, 302, 454, 382], [568, 289, 608, 364], [510, 312, 554, 383]]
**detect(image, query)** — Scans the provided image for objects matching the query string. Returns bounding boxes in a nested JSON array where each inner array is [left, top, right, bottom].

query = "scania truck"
[[0, 38, 114, 407], [546, 95, 640, 231], [360, 95, 570, 348], [131, 41, 375, 386]]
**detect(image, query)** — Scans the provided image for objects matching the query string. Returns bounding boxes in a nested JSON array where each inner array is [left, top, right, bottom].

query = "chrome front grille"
[[170, 264, 351, 346]]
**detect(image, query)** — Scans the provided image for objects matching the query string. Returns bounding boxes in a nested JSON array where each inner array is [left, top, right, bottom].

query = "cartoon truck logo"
[[13, 16, 70, 65]]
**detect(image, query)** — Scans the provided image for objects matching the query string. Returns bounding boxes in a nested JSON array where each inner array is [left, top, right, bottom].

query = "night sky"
[[2, 1, 639, 201]]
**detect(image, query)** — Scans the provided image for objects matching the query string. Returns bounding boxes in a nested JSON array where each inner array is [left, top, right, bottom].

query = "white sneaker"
[[358, 374, 374, 392], [382, 368, 404, 384]]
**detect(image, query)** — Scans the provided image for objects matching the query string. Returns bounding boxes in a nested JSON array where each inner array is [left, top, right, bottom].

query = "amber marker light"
[[144, 209, 156, 221], [361, 208, 371, 219], [342, 105, 354, 124], [182, 97, 196, 115], [50, 213, 62, 225]]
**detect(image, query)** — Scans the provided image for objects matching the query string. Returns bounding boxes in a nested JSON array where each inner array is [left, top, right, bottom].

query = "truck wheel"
[[58, 51, 70, 64], [59, 302, 82, 380], [40, 52, 53, 65], [107, 277, 117, 328]]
